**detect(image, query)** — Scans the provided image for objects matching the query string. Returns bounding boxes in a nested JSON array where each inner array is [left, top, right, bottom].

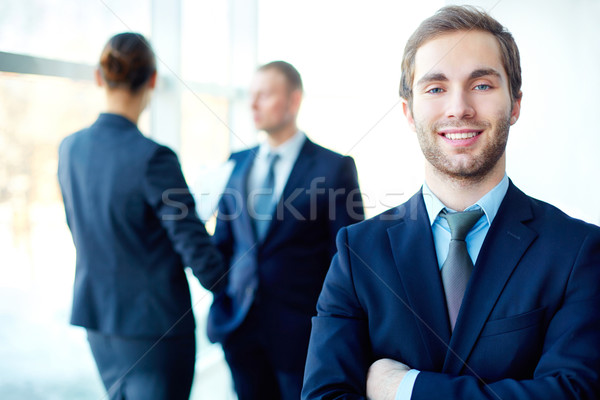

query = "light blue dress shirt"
[[395, 175, 509, 400]]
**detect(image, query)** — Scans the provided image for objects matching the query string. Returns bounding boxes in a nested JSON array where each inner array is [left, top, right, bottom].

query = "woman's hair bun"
[[99, 32, 156, 92], [101, 50, 129, 82]]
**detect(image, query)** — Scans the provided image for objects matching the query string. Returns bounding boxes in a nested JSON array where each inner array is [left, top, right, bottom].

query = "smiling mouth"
[[441, 131, 482, 140]]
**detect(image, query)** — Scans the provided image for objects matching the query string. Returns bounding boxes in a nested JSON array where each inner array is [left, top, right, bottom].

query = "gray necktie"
[[440, 208, 484, 331], [253, 153, 280, 241]]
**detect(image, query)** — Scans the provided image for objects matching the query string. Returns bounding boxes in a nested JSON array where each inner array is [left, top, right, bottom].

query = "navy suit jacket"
[[58, 113, 225, 338], [207, 138, 364, 369], [303, 182, 600, 399]]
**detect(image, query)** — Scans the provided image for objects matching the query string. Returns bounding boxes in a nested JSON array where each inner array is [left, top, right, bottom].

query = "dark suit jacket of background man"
[[58, 113, 225, 338], [207, 137, 364, 372], [303, 181, 600, 399]]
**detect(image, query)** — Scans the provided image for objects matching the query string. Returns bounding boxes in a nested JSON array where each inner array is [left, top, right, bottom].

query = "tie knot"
[[267, 152, 280, 164], [441, 208, 484, 241]]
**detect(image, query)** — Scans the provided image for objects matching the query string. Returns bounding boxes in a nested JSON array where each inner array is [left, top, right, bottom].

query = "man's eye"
[[427, 87, 444, 94], [474, 84, 491, 90]]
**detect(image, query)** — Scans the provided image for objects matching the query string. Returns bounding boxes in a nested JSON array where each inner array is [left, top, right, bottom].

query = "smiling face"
[[403, 30, 521, 183]]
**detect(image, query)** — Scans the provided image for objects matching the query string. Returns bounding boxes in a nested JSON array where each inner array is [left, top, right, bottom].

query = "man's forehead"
[[252, 68, 287, 89], [254, 68, 287, 83], [413, 30, 505, 83]]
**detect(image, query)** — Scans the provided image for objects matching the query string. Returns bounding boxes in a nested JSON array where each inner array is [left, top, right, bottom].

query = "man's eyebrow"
[[415, 69, 502, 88], [470, 68, 502, 80], [416, 72, 448, 88]]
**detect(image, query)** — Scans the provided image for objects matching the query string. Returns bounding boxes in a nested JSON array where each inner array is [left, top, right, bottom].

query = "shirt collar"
[[422, 174, 509, 226], [257, 130, 306, 161]]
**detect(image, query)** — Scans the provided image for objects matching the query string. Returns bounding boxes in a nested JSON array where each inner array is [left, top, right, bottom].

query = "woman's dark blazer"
[[58, 113, 225, 337]]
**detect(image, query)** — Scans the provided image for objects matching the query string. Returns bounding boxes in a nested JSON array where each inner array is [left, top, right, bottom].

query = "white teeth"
[[445, 131, 479, 140]]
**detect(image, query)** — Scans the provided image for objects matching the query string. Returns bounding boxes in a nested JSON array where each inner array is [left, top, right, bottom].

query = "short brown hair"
[[258, 61, 303, 93], [100, 32, 156, 93], [400, 5, 522, 106]]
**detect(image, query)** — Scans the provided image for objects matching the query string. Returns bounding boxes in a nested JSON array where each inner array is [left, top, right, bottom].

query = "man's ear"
[[289, 89, 303, 114], [94, 69, 103, 87], [510, 91, 522, 125], [401, 98, 416, 132], [148, 71, 157, 90]]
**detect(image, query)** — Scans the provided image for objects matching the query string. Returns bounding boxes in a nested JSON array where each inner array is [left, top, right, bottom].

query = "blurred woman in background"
[[58, 32, 226, 400]]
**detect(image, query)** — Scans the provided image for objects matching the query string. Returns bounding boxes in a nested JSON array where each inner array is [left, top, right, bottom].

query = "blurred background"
[[1, 0, 599, 398]]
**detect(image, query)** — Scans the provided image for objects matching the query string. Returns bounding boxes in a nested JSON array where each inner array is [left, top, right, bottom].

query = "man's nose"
[[446, 90, 475, 120]]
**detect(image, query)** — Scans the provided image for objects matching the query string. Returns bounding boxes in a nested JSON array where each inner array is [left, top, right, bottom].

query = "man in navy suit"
[[303, 6, 600, 400], [207, 61, 364, 399]]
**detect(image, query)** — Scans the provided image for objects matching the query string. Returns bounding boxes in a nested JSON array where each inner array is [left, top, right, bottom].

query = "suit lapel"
[[262, 138, 317, 244], [443, 182, 538, 373], [388, 191, 452, 370]]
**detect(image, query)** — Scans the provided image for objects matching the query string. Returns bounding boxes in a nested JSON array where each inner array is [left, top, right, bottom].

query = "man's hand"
[[366, 358, 411, 400]]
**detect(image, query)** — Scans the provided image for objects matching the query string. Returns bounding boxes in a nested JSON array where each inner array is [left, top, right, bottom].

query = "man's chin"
[[432, 160, 487, 180]]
